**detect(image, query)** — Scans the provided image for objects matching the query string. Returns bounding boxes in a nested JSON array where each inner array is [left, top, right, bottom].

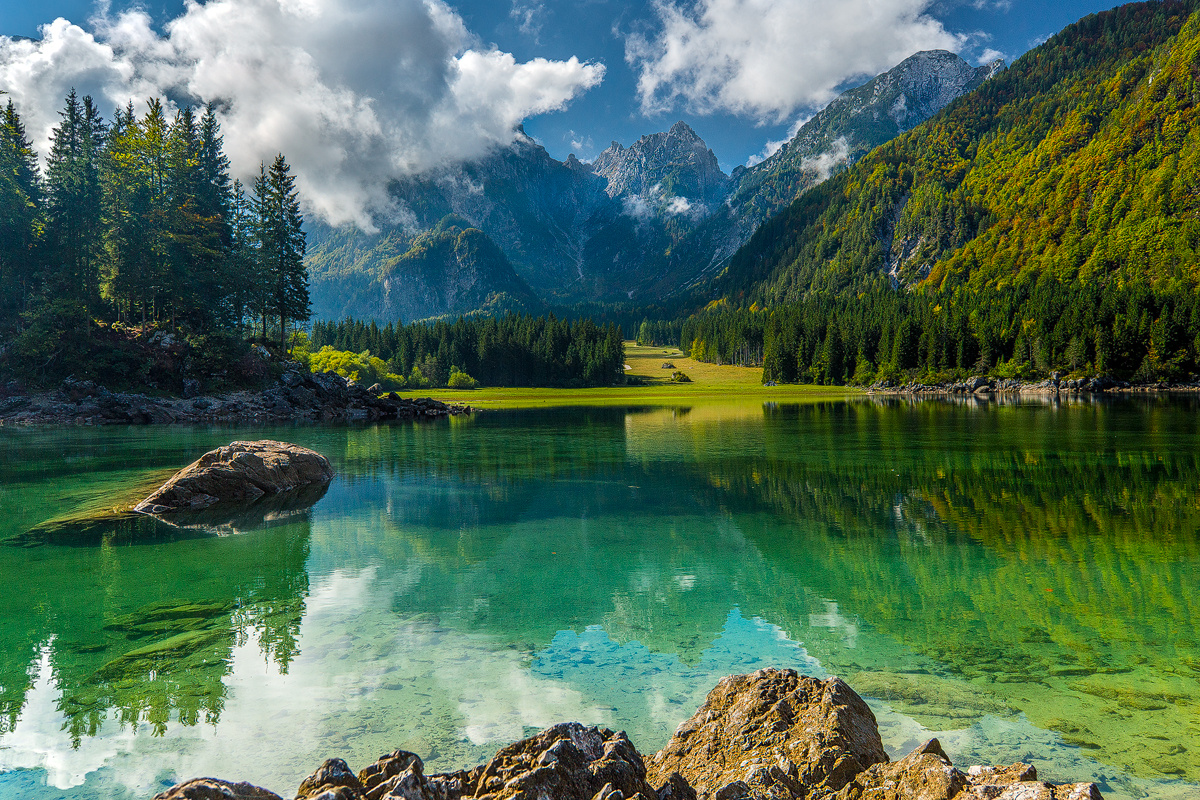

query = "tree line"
[[310, 314, 626, 388], [0, 91, 308, 383]]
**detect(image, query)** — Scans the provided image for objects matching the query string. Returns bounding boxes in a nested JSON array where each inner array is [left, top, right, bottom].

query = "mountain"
[[592, 121, 730, 212], [659, 51, 1005, 293], [307, 217, 541, 323], [711, 0, 1200, 383], [303, 52, 1003, 319]]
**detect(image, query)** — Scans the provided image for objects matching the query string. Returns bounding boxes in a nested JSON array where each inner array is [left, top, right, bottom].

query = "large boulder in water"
[[647, 669, 887, 800], [134, 440, 334, 515]]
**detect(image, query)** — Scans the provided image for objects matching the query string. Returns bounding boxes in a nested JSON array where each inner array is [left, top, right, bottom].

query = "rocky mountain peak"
[[591, 120, 729, 208]]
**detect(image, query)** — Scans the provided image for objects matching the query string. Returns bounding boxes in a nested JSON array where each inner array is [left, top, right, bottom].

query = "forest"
[[687, 0, 1200, 385], [309, 314, 626, 388], [0, 92, 308, 388]]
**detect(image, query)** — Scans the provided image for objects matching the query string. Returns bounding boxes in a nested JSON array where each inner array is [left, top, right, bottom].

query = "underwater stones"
[[848, 672, 1012, 729], [647, 668, 887, 800], [134, 440, 334, 514], [153, 778, 284, 800], [152, 671, 1109, 800]]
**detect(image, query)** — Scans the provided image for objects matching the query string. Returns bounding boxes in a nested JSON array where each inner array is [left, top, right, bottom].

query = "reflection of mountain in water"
[[305, 400, 1200, 784], [1, 400, 1198, 791]]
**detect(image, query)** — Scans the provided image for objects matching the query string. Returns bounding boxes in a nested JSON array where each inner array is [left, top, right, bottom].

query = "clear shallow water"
[[0, 398, 1198, 800]]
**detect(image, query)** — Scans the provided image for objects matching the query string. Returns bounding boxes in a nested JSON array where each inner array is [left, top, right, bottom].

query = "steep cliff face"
[[305, 51, 1004, 316], [308, 219, 540, 323], [592, 121, 730, 212]]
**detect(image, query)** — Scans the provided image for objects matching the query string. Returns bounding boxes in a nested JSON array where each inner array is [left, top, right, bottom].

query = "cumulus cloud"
[[0, 0, 604, 229], [626, 0, 964, 120]]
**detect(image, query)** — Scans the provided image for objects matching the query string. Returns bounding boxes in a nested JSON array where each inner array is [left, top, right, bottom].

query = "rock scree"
[[134, 440, 335, 514], [151, 668, 1105, 800]]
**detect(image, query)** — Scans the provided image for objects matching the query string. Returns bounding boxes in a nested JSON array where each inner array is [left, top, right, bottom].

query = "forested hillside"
[[712, 0, 1200, 384], [307, 216, 540, 324]]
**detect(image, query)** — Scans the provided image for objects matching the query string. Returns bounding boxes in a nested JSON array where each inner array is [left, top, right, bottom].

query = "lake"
[[0, 397, 1197, 800]]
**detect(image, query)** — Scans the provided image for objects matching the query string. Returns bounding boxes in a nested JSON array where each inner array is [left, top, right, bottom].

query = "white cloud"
[[666, 195, 692, 215], [746, 113, 809, 166], [978, 47, 1005, 64], [510, 1, 545, 39], [626, 0, 964, 120], [0, 0, 604, 230], [799, 136, 850, 182]]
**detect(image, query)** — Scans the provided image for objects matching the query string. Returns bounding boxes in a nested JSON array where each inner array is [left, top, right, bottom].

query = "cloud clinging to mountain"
[[626, 0, 963, 119], [0, 0, 605, 229]]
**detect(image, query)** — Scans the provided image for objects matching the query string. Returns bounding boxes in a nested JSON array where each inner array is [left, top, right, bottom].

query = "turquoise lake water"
[[0, 398, 1197, 799]]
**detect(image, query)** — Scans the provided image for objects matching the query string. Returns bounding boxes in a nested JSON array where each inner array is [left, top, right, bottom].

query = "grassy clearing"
[[392, 343, 858, 409]]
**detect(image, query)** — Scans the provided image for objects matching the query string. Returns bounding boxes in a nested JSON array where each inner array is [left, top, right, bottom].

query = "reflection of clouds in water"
[[809, 601, 858, 649], [0, 641, 132, 789], [2, 568, 1190, 800], [531, 609, 827, 751], [0, 567, 611, 796]]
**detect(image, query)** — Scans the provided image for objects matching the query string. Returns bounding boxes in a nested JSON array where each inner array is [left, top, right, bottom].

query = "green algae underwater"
[[0, 397, 1197, 800]]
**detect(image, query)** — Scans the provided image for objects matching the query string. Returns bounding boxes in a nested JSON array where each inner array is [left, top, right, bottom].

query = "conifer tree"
[[0, 100, 41, 330], [253, 154, 308, 350], [44, 91, 105, 310]]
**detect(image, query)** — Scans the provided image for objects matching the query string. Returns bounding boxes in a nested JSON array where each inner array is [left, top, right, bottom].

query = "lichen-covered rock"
[[152, 778, 285, 800], [134, 440, 334, 514], [296, 758, 366, 799], [471, 722, 657, 800], [355, 750, 473, 800], [832, 740, 1103, 800], [647, 668, 888, 800], [150, 672, 1106, 800], [831, 739, 966, 800]]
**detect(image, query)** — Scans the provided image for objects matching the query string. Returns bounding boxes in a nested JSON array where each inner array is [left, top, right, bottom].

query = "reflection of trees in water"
[[0, 512, 312, 743], [341, 399, 1200, 781]]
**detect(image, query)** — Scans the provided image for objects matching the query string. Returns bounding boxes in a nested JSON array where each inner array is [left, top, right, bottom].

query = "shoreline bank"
[[0, 369, 470, 427]]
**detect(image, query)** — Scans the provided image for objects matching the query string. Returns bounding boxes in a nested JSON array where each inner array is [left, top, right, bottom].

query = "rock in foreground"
[[648, 670, 887, 799], [134, 440, 334, 514], [153, 669, 1104, 800]]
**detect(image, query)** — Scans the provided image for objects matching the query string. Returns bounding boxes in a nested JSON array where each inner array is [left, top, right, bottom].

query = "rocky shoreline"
[[868, 373, 1200, 397], [155, 669, 1104, 800], [0, 369, 470, 426]]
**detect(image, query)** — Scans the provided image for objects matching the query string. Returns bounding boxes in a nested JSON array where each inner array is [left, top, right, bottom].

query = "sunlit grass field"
[[393, 343, 858, 408]]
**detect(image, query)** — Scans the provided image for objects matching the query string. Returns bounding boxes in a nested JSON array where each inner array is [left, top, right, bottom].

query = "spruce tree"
[[253, 154, 308, 350], [44, 91, 105, 310], [0, 100, 41, 330]]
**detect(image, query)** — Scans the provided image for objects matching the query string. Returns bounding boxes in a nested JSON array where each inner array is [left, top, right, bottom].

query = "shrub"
[[309, 346, 405, 390], [447, 365, 478, 389]]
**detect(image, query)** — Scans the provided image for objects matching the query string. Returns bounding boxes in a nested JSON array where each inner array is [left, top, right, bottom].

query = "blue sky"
[[0, 0, 1121, 224]]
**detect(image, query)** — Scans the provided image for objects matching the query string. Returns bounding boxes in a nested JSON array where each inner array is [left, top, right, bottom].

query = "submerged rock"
[[153, 670, 1105, 800], [134, 441, 334, 514]]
